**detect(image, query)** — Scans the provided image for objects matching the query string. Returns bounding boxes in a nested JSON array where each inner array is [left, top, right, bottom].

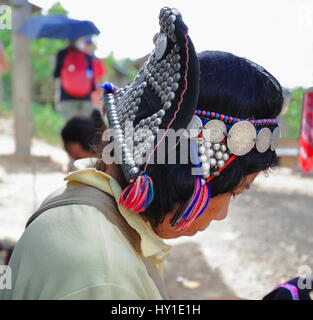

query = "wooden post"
[[11, 0, 32, 158]]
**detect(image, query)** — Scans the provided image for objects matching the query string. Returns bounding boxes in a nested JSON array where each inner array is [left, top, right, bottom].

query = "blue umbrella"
[[19, 14, 100, 39]]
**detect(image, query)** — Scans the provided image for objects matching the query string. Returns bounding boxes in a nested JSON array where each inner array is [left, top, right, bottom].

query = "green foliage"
[[279, 88, 303, 139], [31, 102, 65, 145], [0, 100, 11, 116], [0, 101, 65, 146], [48, 2, 68, 15]]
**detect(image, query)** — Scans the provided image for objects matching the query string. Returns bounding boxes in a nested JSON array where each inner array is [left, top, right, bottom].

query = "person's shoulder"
[[23, 203, 133, 263]]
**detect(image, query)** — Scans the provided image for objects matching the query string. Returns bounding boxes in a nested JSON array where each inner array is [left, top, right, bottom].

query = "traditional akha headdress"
[[102, 7, 281, 232]]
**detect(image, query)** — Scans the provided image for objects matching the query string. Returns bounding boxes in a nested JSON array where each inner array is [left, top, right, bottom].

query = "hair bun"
[[90, 109, 104, 129]]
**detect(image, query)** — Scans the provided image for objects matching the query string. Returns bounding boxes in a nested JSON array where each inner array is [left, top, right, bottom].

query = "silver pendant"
[[155, 33, 168, 60], [270, 127, 281, 151], [227, 121, 256, 156], [186, 115, 203, 138], [203, 120, 227, 143], [256, 127, 271, 153]]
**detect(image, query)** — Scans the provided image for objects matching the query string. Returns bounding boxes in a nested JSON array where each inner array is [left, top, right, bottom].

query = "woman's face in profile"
[[152, 172, 259, 239]]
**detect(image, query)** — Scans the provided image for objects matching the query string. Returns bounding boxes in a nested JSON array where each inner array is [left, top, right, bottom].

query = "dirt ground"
[[1, 116, 313, 300]]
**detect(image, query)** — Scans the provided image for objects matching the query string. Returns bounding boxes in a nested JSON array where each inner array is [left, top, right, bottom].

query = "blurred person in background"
[[61, 109, 104, 162], [83, 37, 107, 110], [53, 38, 95, 120], [0, 40, 9, 104]]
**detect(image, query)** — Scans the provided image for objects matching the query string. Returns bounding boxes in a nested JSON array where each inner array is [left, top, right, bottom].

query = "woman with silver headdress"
[[1, 8, 284, 300]]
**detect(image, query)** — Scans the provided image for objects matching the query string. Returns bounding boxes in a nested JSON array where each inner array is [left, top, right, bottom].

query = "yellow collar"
[[64, 163, 170, 258]]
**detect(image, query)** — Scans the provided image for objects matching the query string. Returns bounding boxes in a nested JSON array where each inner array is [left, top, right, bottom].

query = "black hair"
[[61, 109, 104, 152], [143, 51, 283, 226]]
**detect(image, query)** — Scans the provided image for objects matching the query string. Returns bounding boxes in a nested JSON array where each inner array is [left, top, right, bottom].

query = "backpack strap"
[[26, 185, 169, 300]]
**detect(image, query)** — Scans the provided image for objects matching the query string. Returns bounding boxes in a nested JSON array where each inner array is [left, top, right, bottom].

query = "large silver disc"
[[155, 33, 167, 60], [256, 127, 271, 153], [227, 121, 256, 156], [186, 115, 203, 138], [270, 126, 281, 151], [203, 119, 227, 143]]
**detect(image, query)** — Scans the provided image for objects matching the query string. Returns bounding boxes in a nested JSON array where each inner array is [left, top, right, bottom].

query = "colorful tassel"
[[119, 174, 154, 213], [171, 177, 211, 232]]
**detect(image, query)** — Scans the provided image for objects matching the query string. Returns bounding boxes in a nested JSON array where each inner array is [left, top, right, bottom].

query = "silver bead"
[[212, 143, 221, 151], [217, 160, 225, 168], [167, 92, 175, 101], [201, 161, 210, 172], [210, 158, 217, 167], [154, 118, 162, 126], [168, 15, 176, 23], [204, 141, 212, 148], [172, 82, 179, 91], [167, 77, 174, 86], [126, 160, 136, 167], [223, 153, 230, 161], [174, 73, 181, 81], [174, 63, 181, 71], [145, 117, 151, 124], [206, 148, 214, 158], [203, 172, 210, 179], [215, 151, 223, 160], [221, 144, 227, 152], [198, 146, 206, 155], [200, 155, 207, 163], [161, 94, 168, 103], [129, 167, 139, 175], [161, 82, 167, 90], [157, 109, 166, 117], [163, 101, 171, 110], [173, 54, 180, 62], [152, 127, 159, 135]]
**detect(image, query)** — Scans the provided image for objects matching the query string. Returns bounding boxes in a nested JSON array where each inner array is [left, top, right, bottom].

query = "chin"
[[182, 229, 198, 237]]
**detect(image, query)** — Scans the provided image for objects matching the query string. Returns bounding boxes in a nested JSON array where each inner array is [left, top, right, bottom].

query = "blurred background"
[[0, 0, 313, 299]]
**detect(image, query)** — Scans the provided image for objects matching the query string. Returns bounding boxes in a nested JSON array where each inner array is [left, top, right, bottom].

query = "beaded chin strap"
[[170, 110, 281, 232]]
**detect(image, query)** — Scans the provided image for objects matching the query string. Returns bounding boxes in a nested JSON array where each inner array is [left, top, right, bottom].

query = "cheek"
[[214, 209, 228, 221], [211, 194, 232, 221]]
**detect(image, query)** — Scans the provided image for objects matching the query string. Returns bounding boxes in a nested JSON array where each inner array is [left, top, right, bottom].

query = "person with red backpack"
[[53, 39, 95, 120]]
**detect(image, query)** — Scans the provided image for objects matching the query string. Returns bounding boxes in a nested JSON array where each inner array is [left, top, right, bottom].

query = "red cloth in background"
[[92, 58, 106, 86], [91, 58, 106, 108], [299, 90, 313, 172]]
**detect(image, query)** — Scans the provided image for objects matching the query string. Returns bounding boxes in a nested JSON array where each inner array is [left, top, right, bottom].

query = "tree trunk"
[[11, 0, 32, 159]]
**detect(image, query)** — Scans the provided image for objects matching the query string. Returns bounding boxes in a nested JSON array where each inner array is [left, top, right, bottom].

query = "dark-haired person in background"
[[1, 8, 294, 300], [61, 109, 104, 161]]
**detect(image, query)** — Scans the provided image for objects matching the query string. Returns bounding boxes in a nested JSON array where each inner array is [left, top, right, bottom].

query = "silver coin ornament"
[[270, 126, 281, 151], [186, 115, 203, 138], [155, 33, 168, 60], [256, 127, 272, 153], [203, 120, 227, 143], [227, 121, 256, 156]]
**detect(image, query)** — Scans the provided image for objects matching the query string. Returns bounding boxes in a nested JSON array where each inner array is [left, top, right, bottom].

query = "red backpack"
[[60, 48, 93, 98]]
